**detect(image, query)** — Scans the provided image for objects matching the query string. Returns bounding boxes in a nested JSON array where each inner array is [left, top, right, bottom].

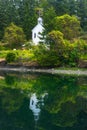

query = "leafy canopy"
[[4, 23, 26, 49], [53, 14, 81, 40], [47, 30, 65, 51]]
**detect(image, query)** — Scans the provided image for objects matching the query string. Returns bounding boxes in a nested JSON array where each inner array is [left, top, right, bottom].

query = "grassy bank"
[[0, 49, 87, 68]]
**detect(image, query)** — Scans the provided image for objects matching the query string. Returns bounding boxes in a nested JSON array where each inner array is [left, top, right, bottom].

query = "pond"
[[0, 71, 87, 130]]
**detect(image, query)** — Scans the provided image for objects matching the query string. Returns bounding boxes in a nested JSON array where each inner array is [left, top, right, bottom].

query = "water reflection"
[[0, 72, 87, 130], [30, 93, 41, 121], [29, 93, 48, 122]]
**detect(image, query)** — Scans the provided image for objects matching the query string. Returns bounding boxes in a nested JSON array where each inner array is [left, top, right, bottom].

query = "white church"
[[32, 17, 44, 45]]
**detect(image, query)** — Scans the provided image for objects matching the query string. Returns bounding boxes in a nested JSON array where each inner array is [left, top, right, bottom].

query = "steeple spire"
[[38, 17, 43, 25], [38, 9, 41, 17]]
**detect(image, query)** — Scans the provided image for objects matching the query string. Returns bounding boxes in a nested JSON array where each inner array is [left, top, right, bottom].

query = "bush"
[[34, 45, 61, 67], [6, 52, 18, 63]]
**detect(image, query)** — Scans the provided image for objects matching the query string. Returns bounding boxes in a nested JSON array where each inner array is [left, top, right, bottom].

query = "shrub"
[[34, 45, 61, 67], [6, 51, 18, 63]]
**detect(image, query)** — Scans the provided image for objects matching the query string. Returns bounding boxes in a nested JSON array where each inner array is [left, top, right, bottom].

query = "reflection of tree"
[[0, 97, 35, 130], [5, 75, 16, 85], [34, 75, 87, 128], [39, 76, 79, 113], [1, 88, 24, 114], [52, 97, 87, 127], [52, 101, 77, 127], [0, 86, 35, 129]]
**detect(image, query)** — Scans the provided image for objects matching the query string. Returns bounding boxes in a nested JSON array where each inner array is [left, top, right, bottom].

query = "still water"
[[0, 71, 87, 130]]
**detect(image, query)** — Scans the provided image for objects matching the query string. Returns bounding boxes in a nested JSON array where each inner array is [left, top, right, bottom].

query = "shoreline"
[[0, 66, 87, 75]]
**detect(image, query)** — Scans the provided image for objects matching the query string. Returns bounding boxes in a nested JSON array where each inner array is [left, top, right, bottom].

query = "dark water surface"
[[0, 71, 87, 130]]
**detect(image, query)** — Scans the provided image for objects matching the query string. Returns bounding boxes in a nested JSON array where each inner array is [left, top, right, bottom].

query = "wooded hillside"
[[0, 0, 87, 40]]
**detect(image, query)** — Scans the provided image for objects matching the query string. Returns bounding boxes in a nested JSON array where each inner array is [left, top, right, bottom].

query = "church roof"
[[32, 23, 44, 32], [32, 17, 44, 32], [38, 17, 43, 24]]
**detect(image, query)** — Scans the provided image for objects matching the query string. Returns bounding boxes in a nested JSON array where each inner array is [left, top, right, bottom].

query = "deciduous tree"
[[53, 14, 81, 40], [4, 23, 26, 49]]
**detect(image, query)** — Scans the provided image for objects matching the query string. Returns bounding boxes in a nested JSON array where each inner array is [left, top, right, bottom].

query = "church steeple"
[[38, 17, 43, 25]]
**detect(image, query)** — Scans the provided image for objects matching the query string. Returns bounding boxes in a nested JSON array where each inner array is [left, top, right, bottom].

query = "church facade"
[[32, 17, 44, 45]]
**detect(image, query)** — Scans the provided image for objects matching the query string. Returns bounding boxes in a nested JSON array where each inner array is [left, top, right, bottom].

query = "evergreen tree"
[[0, 0, 87, 41], [76, 0, 87, 31], [0, 0, 9, 40], [47, 0, 69, 16], [43, 7, 56, 34], [23, 0, 37, 40]]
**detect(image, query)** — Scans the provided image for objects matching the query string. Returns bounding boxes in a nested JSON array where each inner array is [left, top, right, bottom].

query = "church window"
[[34, 33, 36, 38]]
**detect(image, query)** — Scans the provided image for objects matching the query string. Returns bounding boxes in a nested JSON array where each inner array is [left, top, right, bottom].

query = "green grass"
[[80, 54, 87, 60], [0, 50, 10, 58]]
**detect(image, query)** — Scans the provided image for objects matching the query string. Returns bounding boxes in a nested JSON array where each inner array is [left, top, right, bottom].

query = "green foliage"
[[33, 44, 62, 67], [0, 0, 9, 40], [23, 0, 37, 40], [43, 6, 56, 33], [74, 39, 87, 61], [16, 50, 35, 62], [35, 50, 61, 67], [60, 40, 80, 67], [81, 54, 87, 61], [0, 72, 87, 129], [0, 42, 5, 50], [53, 14, 81, 40], [48, 0, 69, 16], [76, 0, 87, 31], [63, 39, 87, 67], [0, 50, 35, 63], [75, 39, 87, 55], [0, 38, 86, 68], [45, 30, 66, 66], [0, 0, 87, 41], [0, 50, 10, 58], [34, 37, 87, 67], [47, 30, 65, 50], [6, 51, 18, 63], [3, 23, 26, 49]]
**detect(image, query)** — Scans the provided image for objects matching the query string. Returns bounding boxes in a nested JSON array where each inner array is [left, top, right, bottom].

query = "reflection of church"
[[29, 93, 48, 122], [29, 93, 40, 121]]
